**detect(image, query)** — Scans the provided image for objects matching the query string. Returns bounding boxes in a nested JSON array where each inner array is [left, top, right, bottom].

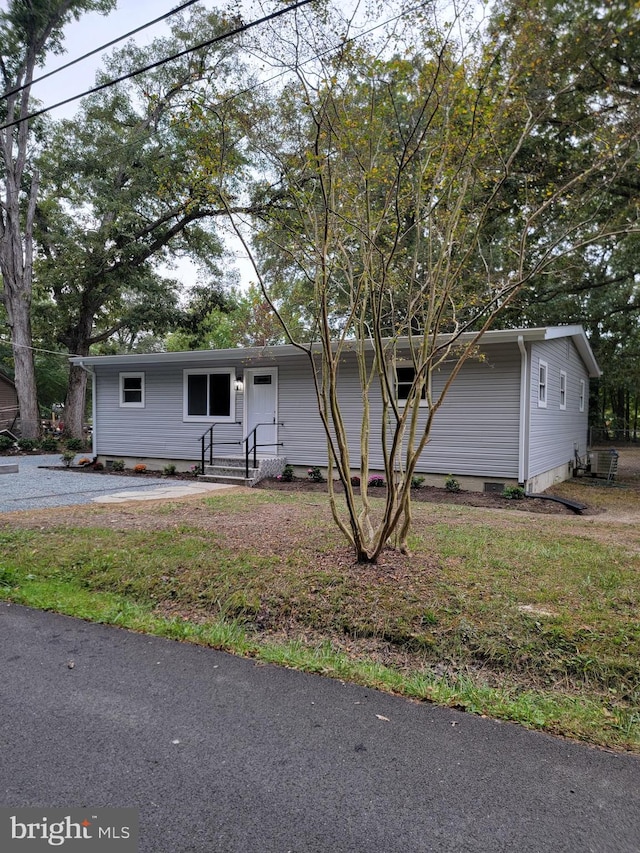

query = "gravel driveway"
[[0, 454, 205, 513]]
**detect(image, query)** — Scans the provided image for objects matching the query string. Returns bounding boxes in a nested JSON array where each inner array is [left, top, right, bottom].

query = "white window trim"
[[119, 372, 145, 408], [579, 378, 585, 413], [559, 370, 567, 410], [183, 367, 236, 422], [538, 360, 548, 408], [394, 362, 430, 408]]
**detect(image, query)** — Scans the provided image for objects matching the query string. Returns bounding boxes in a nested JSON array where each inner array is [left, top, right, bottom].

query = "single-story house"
[[0, 370, 19, 432], [70, 325, 600, 493]]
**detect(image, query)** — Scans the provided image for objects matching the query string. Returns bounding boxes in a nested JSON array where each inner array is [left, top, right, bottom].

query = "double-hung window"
[[579, 379, 585, 413], [559, 370, 567, 410], [395, 364, 427, 406], [183, 368, 235, 421], [538, 360, 548, 408], [119, 372, 145, 408]]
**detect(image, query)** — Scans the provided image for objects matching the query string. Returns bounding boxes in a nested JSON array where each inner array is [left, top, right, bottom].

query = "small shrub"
[[368, 475, 386, 488], [61, 450, 76, 468], [307, 466, 324, 483], [0, 435, 14, 452], [40, 436, 58, 452], [111, 459, 125, 472], [445, 475, 460, 493], [64, 438, 84, 452], [134, 464, 147, 473], [502, 485, 525, 500], [17, 438, 38, 452], [411, 475, 425, 489], [163, 463, 177, 476], [92, 461, 104, 471], [278, 464, 294, 482], [189, 464, 200, 476], [350, 475, 361, 487]]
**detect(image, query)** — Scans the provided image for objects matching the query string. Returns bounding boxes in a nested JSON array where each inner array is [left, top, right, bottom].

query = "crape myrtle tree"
[[219, 1, 640, 563], [34, 5, 256, 437], [0, 0, 115, 438]]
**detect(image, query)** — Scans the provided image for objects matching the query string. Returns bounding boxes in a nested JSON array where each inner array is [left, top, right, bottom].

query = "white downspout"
[[517, 336, 529, 486], [75, 361, 97, 458]]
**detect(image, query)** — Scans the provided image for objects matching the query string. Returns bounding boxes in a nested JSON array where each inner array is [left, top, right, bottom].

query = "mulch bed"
[[4, 450, 591, 514], [255, 476, 584, 514]]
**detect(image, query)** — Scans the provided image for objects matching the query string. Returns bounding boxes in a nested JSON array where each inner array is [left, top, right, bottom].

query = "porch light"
[[233, 374, 244, 393]]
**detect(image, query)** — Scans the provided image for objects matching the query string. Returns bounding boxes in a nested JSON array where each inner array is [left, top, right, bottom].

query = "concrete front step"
[[203, 465, 259, 479], [200, 455, 286, 487], [199, 473, 254, 487]]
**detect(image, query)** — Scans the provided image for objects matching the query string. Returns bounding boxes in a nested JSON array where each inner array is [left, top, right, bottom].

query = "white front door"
[[244, 368, 278, 454]]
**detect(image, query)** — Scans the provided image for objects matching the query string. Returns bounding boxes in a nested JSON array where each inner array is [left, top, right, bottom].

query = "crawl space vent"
[[484, 482, 505, 494]]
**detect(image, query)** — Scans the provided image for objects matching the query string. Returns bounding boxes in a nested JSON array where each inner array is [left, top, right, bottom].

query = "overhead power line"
[[1, 0, 203, 101], [0, 0, 317, 131]]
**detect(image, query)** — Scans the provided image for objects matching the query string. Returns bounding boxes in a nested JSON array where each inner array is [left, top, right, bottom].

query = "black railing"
[[200, 421, 242, 473], [243, 422, 284, 477]]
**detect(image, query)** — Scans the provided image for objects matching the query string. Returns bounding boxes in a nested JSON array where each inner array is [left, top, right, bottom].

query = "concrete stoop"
[[199, 455, 285, 487]]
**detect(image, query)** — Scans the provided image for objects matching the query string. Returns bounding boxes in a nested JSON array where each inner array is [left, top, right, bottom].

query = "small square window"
[[120, 373, 145, 408], [395, 364, 427, 406], [559, 371, 567, 410]]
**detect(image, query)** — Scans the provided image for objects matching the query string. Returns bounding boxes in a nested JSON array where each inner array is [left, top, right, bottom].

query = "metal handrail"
[[243, 422, 284, 477], [200, 421, 241, 473]]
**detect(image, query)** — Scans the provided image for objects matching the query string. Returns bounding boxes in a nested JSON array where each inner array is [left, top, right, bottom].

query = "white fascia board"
[[70, 325, 601, 376]]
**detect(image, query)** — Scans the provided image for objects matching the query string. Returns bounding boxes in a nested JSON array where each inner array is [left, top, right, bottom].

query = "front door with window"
[[244, 368, 278, 454]]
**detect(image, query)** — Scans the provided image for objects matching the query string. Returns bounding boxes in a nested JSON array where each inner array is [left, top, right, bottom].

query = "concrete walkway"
[[0, 454, 232, 513]]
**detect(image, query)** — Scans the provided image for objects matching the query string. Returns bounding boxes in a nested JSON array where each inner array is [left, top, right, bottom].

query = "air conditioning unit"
[[587, 450, 619, 479]]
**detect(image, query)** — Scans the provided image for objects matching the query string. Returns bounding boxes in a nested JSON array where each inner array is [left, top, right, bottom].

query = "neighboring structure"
[[0, 370, 19, 432], [70, 325, 600, 493]]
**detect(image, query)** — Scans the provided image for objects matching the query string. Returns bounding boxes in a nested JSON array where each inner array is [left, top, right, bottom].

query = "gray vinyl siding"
[[280, 345, 520, 478], [527, 339, 589, 479], [95, 360, 245, 461], [94, 344, 521, 476]]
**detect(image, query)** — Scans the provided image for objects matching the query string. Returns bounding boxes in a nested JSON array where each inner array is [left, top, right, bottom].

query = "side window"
[[119, 373, 145, 408], [395, 364, 427, 406], [538, 360, 548, 408], [183, 369, 235, 421], [579, 379, 585, 413], [559, 370, 567, 410]]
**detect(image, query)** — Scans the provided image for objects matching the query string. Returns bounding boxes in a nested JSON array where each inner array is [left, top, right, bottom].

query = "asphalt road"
[[1, 603, 638, 853]]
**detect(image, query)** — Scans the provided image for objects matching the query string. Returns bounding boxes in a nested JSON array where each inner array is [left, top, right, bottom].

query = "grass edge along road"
[[0, 481, 638, 754]]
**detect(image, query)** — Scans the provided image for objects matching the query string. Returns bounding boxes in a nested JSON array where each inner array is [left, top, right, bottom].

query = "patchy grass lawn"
[[1, 448, 639, 753]]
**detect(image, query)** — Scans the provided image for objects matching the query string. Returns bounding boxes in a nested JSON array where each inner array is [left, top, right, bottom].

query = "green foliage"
[[64, 438, 84, 452], [111, 459, 125, 472], [0, 436, 14, 452], [307, 466, 324, 483], [61, 450, 76, 467], [279, 464, 294, 482], [40, 436, 58, 452], [445, 475, 461, 493], [503, 485, 525, 500], [411, 476, 425, 489], [17, 438, 38, 451], [163, 463, 177, 476]]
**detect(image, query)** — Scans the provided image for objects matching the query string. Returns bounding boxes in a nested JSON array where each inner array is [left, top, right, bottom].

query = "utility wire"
[[0, 0, 317, 131], [1, 0, 203, 101]]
